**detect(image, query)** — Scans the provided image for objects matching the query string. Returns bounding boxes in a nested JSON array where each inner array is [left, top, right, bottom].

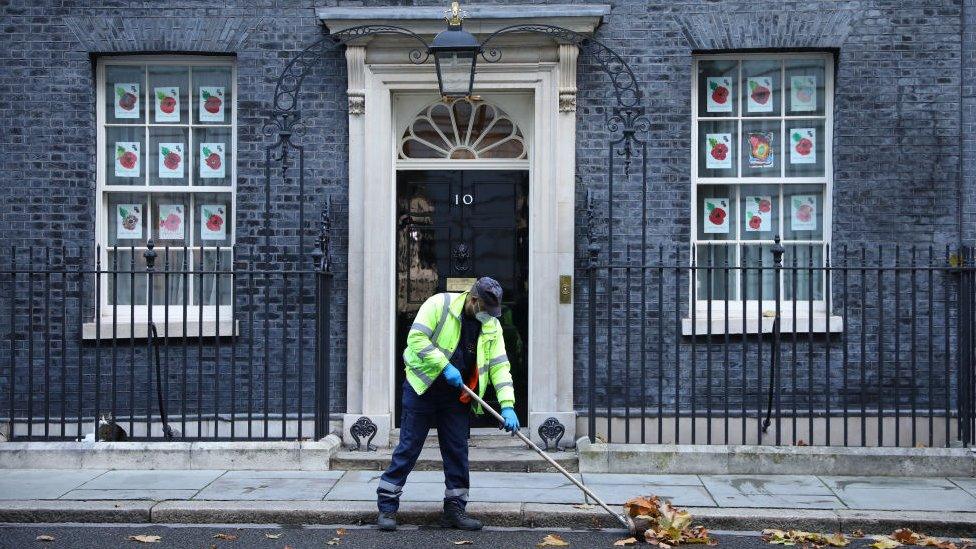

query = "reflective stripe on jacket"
[[402, 291, 515, 412]]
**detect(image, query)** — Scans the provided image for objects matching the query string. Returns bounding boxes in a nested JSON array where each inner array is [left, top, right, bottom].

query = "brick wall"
[[0, 0, 970, 436]]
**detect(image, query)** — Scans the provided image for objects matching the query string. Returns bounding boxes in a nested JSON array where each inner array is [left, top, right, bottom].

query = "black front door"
[[395, 170, 529, 427]]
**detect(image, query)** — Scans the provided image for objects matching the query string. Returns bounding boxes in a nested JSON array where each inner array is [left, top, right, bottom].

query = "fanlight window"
[[400, 98, 527, 160]]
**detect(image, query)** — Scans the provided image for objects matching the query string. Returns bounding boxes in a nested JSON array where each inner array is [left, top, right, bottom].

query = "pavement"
[[0, 469, 975, 536]]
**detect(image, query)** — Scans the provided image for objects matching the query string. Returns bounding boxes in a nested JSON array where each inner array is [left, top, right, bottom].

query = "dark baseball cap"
[[471, 277, 503, 318]]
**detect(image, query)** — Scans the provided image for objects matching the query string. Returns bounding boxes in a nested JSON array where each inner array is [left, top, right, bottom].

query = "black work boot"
[[440, 500, 483, 531], [377, 511, 397, 531]]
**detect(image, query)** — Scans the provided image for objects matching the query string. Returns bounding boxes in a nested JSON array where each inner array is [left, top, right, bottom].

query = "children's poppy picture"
[[705, 133, 732, 170], [789, 128, 816, 164], [747, 77, 773, 113], [703, 198, 730, 234], [158, 143, 185, 179], [154, 87, 179, 123], [790, 195, 817, 231], [200, 204, 227, 240], [199, 143, 225, 179], [116, 203, 143, 240], [748, 131, 775, 169], [744, 195, 772, 232], [157, 204, 185, 241], [790, 75, 817, 112], [114, 142, 140, 178], [199, 87, 225, 122], [706, 77, 733, 113], [114, 83, 140, 119]]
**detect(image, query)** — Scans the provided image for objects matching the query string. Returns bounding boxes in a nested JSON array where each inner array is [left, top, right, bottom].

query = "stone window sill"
[[82, 320, 238, 340], [681, 315, 843, 336]]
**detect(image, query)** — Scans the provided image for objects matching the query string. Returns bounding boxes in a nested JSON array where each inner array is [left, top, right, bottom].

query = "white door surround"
[[319, 6, 607, 448]]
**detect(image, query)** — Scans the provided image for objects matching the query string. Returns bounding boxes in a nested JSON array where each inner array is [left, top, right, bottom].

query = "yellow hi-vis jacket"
[[402, 291, 515, 413]]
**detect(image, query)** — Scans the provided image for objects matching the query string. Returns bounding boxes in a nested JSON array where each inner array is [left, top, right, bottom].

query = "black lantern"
[[429, 2, 481, 98]]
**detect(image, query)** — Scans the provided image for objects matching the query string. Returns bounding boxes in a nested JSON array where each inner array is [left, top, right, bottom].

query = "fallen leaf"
[[127, 534, 162, 543], [894, 529, 922, 545], [453, 542, 474, 546], [851, 531, 865, 539], [538, 533, 570, 547], [264, 533, 282, 539], [624, 496, 662, 519], [572, 503, 594, 510], [870, 536, 903, 549], [615, 538, 639, 546], [336, 528, 347, 536], [213, 533, 238, 541], [919, 537, 957, 549], [327, 538, 341, 546], [762, 529, 849, 547], [36, 535, 55, 542]]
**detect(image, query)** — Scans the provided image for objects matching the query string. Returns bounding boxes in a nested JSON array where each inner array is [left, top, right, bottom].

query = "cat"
[[96, 414, 127, 442]]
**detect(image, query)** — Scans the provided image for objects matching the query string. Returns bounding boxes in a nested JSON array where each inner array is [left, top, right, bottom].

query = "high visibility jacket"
[[402, 291, 515, 413]]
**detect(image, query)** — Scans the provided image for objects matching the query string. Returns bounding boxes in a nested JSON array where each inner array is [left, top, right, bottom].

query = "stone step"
[[389, 430, 557, 450], [331, 446, 579, 473]]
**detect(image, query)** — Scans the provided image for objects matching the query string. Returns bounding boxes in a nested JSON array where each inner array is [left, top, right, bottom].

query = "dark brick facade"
[[0, 0, 973, 436]]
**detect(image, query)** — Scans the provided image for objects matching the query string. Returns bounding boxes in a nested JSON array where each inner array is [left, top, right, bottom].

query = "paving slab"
[[78, 469, 224, 490], [219, 470, 345, 480], [324, 478, 443, 502], [701, 474, 832, 496], [581, 473, 703, 486], [469, 471, 579, 488], [468, 486, 583, 504], [711, 493, 845, 509], [830, 487, 976, 512], [194, 475, 340, 501], [336, 469, 445, 483], [0, 469, 106, 500], [585, 484, 716, 507], [949, 477, 976, 497], [59, 489, 199, 500], [820, 476, 959, 490]]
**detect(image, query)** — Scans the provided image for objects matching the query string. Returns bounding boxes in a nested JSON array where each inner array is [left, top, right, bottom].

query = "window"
[[690, 53, 834, 331], [399, 98, 526, 160], [94, 56, 235, 331]]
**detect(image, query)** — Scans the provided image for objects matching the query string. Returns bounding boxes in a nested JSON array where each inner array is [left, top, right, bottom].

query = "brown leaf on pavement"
[[213, 533, 238, 541], [35, 535, 55, 542], [851, 531, 865, 539], [452, 541, 474, 545], [869, 536, 902, 549], [264, 533, 282, 539], [762, 529, 849, 547], [336, 528, 347, 536], [127, 534, 162, 543], [537, 533, 570, 547], [918, 537, 958, 549], [614, 537, 638, 546], [894, 529, 923, 545]]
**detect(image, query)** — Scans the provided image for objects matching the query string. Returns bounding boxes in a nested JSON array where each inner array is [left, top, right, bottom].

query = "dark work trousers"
[[377, 380, 471, 513]]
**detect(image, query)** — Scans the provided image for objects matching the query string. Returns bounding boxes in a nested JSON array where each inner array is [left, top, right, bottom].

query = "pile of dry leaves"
[[866, 529, 974, 549], [616, 495, 717, 547]]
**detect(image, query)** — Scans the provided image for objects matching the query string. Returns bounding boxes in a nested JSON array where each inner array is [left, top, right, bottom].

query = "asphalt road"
[[0, 524, 895, 549]]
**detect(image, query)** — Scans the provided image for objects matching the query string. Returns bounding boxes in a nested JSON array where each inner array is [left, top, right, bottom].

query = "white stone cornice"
[[318, 4, 609, 38]]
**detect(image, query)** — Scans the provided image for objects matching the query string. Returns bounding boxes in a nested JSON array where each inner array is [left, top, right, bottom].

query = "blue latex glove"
[[499, 407, 520, 433], [442, 364, 463, 388]]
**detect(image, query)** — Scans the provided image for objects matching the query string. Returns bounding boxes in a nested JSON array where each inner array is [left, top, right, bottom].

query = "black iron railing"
[[1, 233, 334, 442], [583, 238, 976, 448]]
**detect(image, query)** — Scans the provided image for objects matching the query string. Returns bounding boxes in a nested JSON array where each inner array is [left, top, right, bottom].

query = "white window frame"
[[687, 52, 841, 335], [89, 55, 237, 338]]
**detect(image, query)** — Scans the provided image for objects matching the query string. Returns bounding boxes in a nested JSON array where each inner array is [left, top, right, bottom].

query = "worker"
[[376, 276, 519, 532]]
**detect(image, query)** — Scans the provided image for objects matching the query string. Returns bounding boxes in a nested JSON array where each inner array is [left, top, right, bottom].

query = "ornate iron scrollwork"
[[452, 242, 471, 272], [349, 416, 378, 451], [538, 417, 566, 451]]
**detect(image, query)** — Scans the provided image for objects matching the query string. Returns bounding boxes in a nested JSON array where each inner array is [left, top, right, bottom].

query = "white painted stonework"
[[319, 6, 607, 448]]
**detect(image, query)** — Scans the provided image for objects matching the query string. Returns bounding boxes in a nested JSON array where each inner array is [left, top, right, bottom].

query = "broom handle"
[[459, 384, 630, 529]]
